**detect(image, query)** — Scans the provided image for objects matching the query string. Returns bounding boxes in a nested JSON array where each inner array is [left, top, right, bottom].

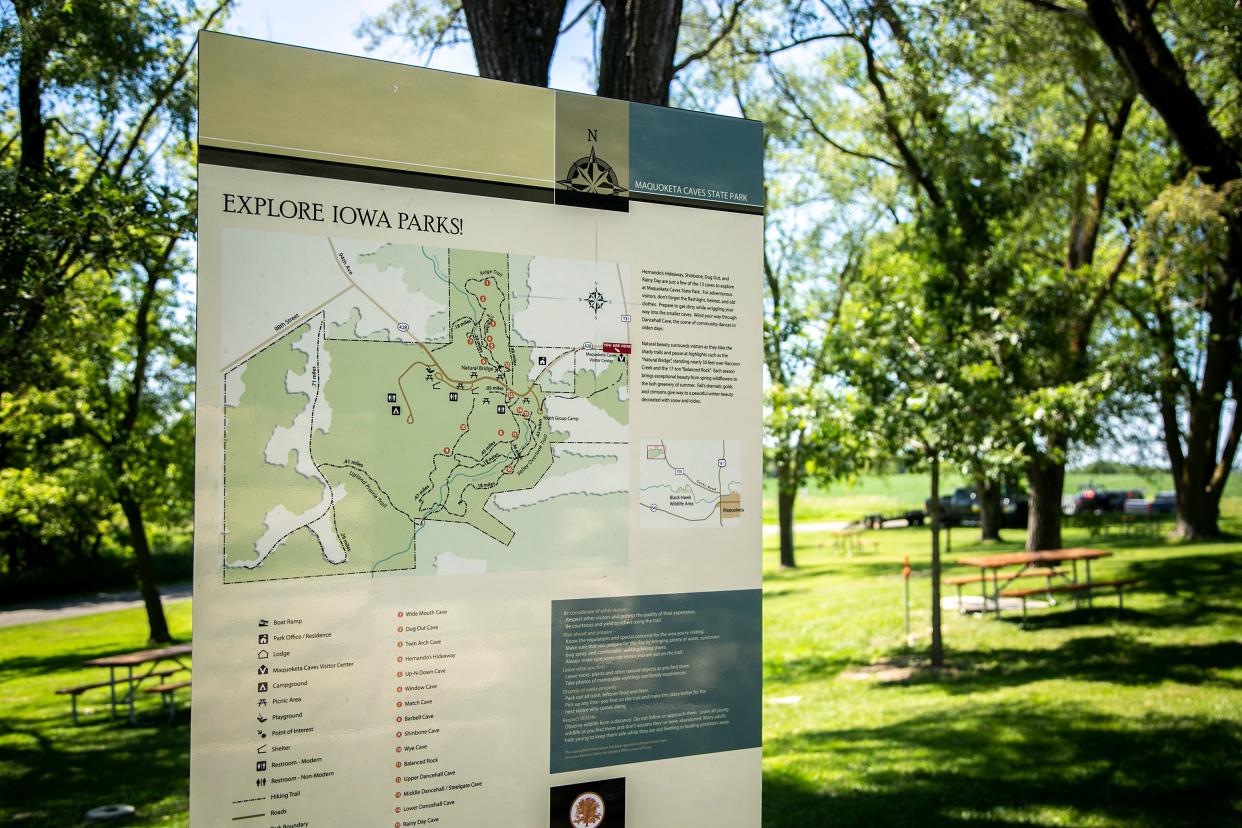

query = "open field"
[[1, 508, 1240, 826], [762, 470, 1242, 524]]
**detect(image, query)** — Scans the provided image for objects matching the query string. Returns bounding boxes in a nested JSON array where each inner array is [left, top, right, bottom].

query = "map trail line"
[[321, 238, 585, 423]]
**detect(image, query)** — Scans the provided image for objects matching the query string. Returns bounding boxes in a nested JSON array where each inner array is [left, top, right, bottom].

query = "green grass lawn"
[[762, 518, 1242, 826], [0, 603, 193, 826], [2, 513, 1240, 826], [762, 470, 1242, 523]]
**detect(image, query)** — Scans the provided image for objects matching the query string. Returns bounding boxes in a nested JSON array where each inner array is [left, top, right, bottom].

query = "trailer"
[[862, 509, 926, 529]]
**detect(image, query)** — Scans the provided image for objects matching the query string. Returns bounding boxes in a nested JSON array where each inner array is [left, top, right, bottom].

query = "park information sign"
[[192, 32, 763, 827]]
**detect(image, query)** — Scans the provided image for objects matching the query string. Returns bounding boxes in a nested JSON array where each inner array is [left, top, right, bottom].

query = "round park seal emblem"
[[569, 791, 605, 828]]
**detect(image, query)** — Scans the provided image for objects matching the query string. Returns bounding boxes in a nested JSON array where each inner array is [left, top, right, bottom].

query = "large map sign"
[[192, 32, 762, 827], [221, 236, 629, 581]]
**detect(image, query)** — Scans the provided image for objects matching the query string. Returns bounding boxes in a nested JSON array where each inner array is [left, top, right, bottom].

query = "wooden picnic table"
[[79, 643, 192, 723], [955, 548, 1112, 619]]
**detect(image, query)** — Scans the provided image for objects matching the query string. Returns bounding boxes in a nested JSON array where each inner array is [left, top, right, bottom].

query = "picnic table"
[[953, 549, 1135, 623], [58, 643, 192, 724]]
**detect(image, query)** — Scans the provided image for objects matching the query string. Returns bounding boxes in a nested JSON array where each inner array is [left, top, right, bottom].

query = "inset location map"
[[221, 231, 630, 582], [639, 440, 742, 528]]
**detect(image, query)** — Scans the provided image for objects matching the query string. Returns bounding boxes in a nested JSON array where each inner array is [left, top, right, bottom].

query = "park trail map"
[[220, 229, 630, 582], [639, 440, 743, 529]]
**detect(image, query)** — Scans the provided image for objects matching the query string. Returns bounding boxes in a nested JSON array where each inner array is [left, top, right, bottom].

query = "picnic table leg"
[[992, 569, 1001, 618], [979, 568, 988, 613], [127, 666, 136, 724], [1072, 560, 1080, 609], [107, 666, 117, 719], [1085, 559, 1094, 608]]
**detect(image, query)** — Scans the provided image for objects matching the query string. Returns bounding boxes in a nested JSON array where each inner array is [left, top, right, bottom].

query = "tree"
[[1028, 0, 1241, 539], [360, 0, 745, 104], [763, 216, 867, 568], [961, 2, 1145, 550], [464, 1, 568, 85], [1, 0, 228, 640], [762, 0, 1039, 546], [72, 228, 196, 644], [843, 230, 1006, 667], [761, 0, 1159, 551], [0, 0, 227, 398]]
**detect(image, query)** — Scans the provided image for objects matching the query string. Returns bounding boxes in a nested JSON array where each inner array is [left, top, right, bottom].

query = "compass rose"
[[558, 146, 628, 196], [583, 284, 608, 317]]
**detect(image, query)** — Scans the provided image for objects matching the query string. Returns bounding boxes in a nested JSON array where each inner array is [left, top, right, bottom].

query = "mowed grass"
[[1, 507, 1241, 826], [0, 603, 193, 826], [761, 471, 1242, 523], [762, 517, 1242, 827]]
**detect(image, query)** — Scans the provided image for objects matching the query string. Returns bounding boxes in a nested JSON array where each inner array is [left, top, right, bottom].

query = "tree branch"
[[673, 0, 746, 74], [768, 62, 902, 170], [857, 20, 945, 209], [560, 0, 597, 35], [743, 31, 853, 57], [113, 0, 231, 179], [1021, 0, 1091, 21]]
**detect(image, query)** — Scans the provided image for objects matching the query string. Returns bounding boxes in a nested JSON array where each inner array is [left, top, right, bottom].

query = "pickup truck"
[[923, 486, 1029, 529], [1062, 484, 1145, 515]]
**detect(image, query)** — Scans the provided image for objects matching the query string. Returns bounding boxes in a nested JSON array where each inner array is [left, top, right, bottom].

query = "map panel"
[[222, 231, 630, 582], [639, 439, 743, 529]]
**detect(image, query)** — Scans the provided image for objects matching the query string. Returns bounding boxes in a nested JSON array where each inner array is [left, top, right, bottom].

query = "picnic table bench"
[[828, 526, 866, 555], [953, 549, 1133, 624], [944, 567, 1064, 613], [143, 678, 193, 721], [1001, 579, 1138, 625], [56, 643, 192, 724]]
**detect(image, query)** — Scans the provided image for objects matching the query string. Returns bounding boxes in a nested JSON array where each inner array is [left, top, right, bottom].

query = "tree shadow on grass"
[[1123, 551, 1242, 625], [0, 649, 158, 685], [763, 706, 1242, 828], [762, 588, 802, 600], [769, 561, 910, 582], [765, 653, 858, 686], [0, 712, 190, 826], [878, 635, 1242, 694]]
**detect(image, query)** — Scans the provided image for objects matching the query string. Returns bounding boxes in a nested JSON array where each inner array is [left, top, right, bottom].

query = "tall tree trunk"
[[461, 0, 568, 86], [1172, 483, 1221, 542], [1152, 268, 1241, 541], [929, 453, 943, 668], [976, 476, 1003, 543], [776, 458, 797, 569], [598, 0, 683, 105], [118, 483, 172, 644], [1026, 440, 1066, 551], [1078, 0, 1242, 539]]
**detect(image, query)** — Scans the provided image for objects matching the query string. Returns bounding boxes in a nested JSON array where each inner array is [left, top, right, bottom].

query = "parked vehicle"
[[923, 486, 1028, 529], [863, 485, 1031, 530], [862, 510, 926, 529], [1152, 491, 1177, 515], [1063, 483, 1145, 515]]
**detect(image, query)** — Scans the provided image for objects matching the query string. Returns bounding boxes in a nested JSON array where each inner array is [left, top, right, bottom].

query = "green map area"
[[222, 244, 627, 583]]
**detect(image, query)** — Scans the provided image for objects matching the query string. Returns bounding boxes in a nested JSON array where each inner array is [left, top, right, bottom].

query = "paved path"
[[4, 525, 856, 625], [0, 583, 192, 629]]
